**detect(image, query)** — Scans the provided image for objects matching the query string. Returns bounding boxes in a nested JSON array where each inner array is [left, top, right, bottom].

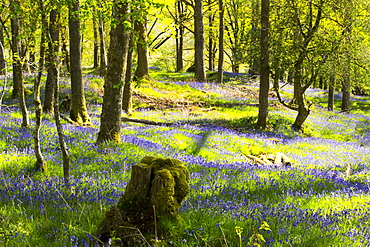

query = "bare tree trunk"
[[341, 74, 351, 112], [341, 0, 352, 113], [11, 0, 30, 127], [292, 61, 310, 129], [98, 4, 107, 78], [0, 25, 6, 75], [134, 15, 149, 80], [256, 0, 269, 129], [176, 0, 184, 72], [97, 1, 130, 143], [44, 10, 60, 114], [248, 0, 261, 76], [207, 0, 214, 71], [48, 12, 70, 183], [61, 27, 70, 73], [93, 16, 99, 69], [217, 0, 224, 84], [123, 30, 134, 115], [69, 0, 90, 125], [194, 0, 206, 81], [328, 74, 334, 111], [34, 0, 48, 172]]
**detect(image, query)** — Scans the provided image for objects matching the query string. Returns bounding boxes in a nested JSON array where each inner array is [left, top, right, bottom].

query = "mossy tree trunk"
[[69, 0, 91, 125], [133, 9, 149, 80], [96, 0, 130, 144], [96, 157, 190, 246]]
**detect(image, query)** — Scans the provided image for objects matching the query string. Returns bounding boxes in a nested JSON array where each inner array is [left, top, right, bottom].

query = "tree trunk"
[[248, 0, 261, 76], [175, 0, 184, 72], [96, 1, 130, 144], [44, 10, 60, 114], [10, 1, 21, 99], [93, 16, 99, 69], [98, 6, 107, 78], [293, 102, 310, 130], [61, 27, 70, 74], [0, 25, 6, 75], [96, 157, 190, 245], [44, 69, 55, 114], [69, 0, 90, 125], [256, 0, 269, 129], [52, 50, 70, 184], [11, 0, 30, 127], [341, 2, 352, 113], [134, 15, 149, 80], [47, 8, 70, 183], [208, 0, 214, 71], [123, 30, 134, 115], [341, 74, 351, 112], [34, 0, 48, 172], [217, 0, 224, 84], [328, 74, 334, 111], [194, 0, 206, 81]]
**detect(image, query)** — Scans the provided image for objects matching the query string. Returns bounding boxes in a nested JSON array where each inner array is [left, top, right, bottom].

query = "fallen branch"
[[121, 117, 173, 126], [60, 114, 75, 124]]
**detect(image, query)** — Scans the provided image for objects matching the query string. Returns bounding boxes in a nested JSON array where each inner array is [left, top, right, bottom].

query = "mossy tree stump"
[[96, 156, 190, 246]]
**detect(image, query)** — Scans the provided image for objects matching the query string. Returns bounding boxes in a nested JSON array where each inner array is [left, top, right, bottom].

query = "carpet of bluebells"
[[0, 73, 370, 246]]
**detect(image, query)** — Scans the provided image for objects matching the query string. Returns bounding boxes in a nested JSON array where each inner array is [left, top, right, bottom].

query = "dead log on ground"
[[121, 117, 173, 126]]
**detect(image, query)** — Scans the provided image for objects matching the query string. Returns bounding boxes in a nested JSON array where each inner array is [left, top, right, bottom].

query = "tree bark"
[[207, 0, 215, 71], [34, 0, 48, 172], [248, 0, 261, 75], [0, 25, 5, 75], [175, 0, 184, 72], [133, 15, 149, 80], [97, 0, 130, 144], [69, 0, 91, 125], [93, 16, 99, 69], [341, 74, 351, 112], [122, 30, 134, 115], [48, 9, 70, 183], [341, 1, 352, 113], [256, 0, 269, 129], [11, 0, 30, 127], [217, 0, 224, 84], [98, 4, 107, 78], [194, 0, 206, 81], [328, 74, 334, 111], [44, 10, 60, 114], [61, 27, 70, 73]]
